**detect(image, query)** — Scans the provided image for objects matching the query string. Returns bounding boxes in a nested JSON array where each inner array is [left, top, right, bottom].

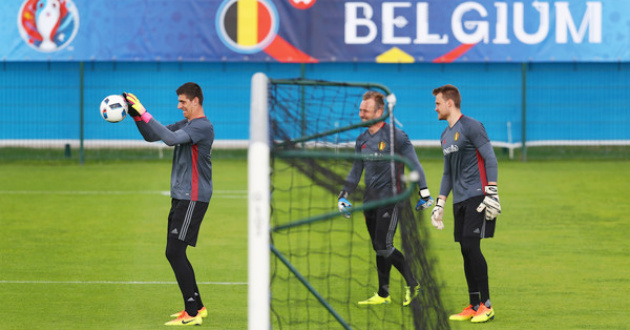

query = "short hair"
[[432, 84, 461, 109], [362, 91, 385, 111], [176, 82, 204, 106]]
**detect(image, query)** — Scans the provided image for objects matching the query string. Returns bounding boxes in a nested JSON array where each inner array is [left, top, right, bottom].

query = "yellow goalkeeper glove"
[[122, 92, 146, 116]]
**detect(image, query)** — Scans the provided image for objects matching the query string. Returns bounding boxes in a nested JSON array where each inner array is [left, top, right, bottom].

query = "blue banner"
[[2, 0, 629, 62]]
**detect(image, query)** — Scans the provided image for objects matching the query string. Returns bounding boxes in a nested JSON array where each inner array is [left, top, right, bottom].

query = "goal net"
[[248, 73, 449, 330]]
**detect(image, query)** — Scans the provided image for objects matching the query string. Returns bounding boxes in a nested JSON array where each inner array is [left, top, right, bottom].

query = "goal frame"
[[247, 72, 418, 330], [248, 73, 271, 330]]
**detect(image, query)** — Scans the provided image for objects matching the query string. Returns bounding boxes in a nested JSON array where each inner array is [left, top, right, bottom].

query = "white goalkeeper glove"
[[431, 198, 445, 230], [337, 191, 352, 219], [415, 188, 434, 211], [476, 185, 501, 220]]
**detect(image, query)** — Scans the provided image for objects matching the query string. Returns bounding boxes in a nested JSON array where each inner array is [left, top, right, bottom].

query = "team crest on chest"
[[378, 141, 386, 151], [454, 132, 460, 141]]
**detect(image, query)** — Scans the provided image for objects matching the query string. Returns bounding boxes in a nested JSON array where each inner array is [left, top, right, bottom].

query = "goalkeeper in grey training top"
[[123, 83, 213, 326], [337, 91, 433, 307], [430, 84, 500, 324]]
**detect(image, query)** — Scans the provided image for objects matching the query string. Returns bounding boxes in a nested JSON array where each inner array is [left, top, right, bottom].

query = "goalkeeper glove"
[[431, 198, 445, 230], [476, 185, 501, 220], [337, 191, 352, 219], [122, 92, 146, 116], [121, 92, 140, 117], [415, 187, 434, 211]]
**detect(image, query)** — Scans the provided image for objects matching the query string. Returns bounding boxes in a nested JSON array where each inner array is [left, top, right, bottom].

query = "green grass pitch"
[[1, 156, 629, 329]]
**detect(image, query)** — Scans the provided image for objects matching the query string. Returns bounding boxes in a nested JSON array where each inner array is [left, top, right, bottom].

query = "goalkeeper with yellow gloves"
[[124, 83, 214, 326], [337, 91, 433, 307], [431, 84, 501, 324]]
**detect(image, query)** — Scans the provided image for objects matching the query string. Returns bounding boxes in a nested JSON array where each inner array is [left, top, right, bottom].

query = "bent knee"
[[375, 247, 395, 258]]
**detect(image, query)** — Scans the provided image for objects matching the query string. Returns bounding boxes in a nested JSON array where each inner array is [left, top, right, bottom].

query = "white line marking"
[[0, 190, 247, 199], [0, 280, 246, 285], [0, 190, 168, 195]]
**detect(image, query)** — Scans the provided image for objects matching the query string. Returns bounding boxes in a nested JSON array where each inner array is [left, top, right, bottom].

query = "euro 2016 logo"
[[17, 0, 80, 53]]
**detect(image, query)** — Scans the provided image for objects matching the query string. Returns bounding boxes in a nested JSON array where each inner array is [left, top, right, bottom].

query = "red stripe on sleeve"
[[191, 145, 199, 201], [476, 150, 488, 192]]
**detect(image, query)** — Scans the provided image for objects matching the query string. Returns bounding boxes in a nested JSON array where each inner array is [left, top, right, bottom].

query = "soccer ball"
[[100, 94, 128, 123]]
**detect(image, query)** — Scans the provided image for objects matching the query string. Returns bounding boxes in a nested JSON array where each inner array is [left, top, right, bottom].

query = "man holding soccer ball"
[[123, 82, 214, 326], [337, 91, 433, 307], [431, 84, 500, 323]]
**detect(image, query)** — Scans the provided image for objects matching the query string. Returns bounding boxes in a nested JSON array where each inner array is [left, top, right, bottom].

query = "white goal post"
[[247, 72, 270, 330]]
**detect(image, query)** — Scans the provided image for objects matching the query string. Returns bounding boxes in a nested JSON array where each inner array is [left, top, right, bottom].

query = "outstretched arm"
[[124, 92, 192, 146], [142, 114, 192, 146]]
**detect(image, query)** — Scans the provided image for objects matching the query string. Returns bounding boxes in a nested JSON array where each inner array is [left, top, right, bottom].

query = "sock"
[[478, 278, 490, 304], [166, 238, 201, 317], [389, 249, 417, 288], [462, 246, 479, 306], [469, 291, 481, 307], [376, 256, 392, 297], [461, 238, 489, 308], [185, 297, 198, 317], [194, 291, 204, 310]]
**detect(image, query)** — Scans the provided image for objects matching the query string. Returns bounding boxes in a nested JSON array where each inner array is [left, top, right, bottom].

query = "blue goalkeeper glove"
[[415, 188, 434, 211], [337, 191, 352, 218], [338, 198, 352, 218]]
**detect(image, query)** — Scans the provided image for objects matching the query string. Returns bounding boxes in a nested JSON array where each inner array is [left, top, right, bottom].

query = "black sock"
[[185, 297, 198, 316], [376, 256, 392, 297], [478, 279, 490, 304], [389, 249, 417, 287], [166, 238, 200, 317], [194, 291, 204, 310], [460, 238, 489, 307], [469, 292, 481, 307], [188, 258, 204, 310]]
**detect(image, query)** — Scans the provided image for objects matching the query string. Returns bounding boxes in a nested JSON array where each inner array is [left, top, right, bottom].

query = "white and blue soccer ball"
[[100, 94, 128, 123]]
